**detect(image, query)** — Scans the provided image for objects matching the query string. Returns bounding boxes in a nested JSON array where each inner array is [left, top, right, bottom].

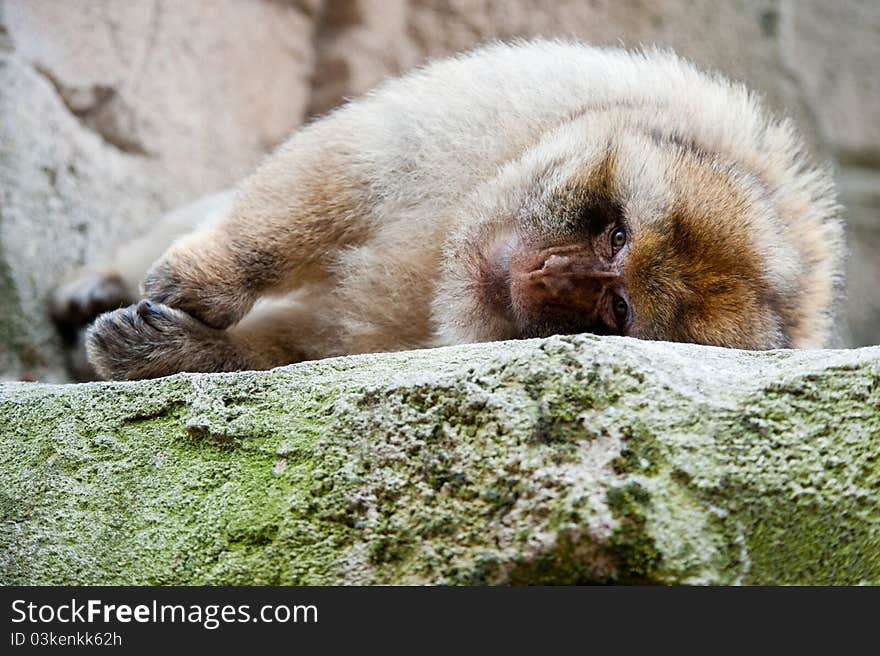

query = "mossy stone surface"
[[2, 334, 879, 584]]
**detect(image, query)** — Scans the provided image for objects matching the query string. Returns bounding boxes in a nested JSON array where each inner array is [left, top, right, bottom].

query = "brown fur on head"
[[435, 109, 843, 350]]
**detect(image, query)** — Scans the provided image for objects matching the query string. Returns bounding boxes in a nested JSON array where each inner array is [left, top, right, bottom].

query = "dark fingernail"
[[136, 300, 155, 317]]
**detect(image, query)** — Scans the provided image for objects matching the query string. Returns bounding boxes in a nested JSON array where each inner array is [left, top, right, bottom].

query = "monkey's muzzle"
[[514, 243, 620, 310], [482, 235, 629, 336]]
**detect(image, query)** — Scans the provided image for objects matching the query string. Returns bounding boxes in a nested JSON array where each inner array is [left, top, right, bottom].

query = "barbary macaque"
[[51, 40, 843, 381]]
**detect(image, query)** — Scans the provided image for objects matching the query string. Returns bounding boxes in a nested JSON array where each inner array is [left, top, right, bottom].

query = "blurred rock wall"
[[1, 0, 878, 381]]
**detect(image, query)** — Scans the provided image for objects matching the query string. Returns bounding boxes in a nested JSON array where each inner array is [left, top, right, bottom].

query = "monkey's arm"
[[141, 125, 373, 330], [86, 119, 381, 378]]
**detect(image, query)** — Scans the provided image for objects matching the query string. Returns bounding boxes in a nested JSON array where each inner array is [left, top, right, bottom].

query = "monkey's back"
[[309, 41, 809, 224]]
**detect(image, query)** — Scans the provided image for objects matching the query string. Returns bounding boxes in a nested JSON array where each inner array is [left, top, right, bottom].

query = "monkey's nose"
[[527, 254, 619, 297], [537, 253, 619, 279], [506, 245, 621, 319]]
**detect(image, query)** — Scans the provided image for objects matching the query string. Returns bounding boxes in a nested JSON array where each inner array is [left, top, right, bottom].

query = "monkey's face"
[[435, 115, 823, 350]]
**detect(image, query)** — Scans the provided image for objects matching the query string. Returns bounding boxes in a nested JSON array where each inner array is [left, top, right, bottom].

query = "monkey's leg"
[[87, 295, 319, 380], [87, 302, 232, 380], [51, 192, 236, 380], [51, 191, 236, 336], [140, 136, 370, 330]]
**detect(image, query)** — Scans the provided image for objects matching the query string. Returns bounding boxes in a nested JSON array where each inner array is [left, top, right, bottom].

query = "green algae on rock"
[[1, 334, 879, 585]]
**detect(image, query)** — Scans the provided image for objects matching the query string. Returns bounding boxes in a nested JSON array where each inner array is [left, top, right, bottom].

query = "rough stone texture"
[[0, 53, 168, 381], [840, 168, 880, 348], [777, 0, 880, 348], [2, 334, 879, 585], [779, 0, 880, 162], [4, 0, 316, 193], [1, 0, 879, 383], [0, 0, 315, 381]]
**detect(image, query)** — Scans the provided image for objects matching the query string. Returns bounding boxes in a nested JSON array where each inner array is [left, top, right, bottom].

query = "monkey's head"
[[435, 109, 843, 350]]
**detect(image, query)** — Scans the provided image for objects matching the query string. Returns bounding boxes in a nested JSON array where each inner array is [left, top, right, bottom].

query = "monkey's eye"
[[612, 295, 629, 324], [610, 227, 627, 251]]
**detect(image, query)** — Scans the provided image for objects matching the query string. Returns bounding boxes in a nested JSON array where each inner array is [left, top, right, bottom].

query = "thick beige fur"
[[56, 40, 841, 380]]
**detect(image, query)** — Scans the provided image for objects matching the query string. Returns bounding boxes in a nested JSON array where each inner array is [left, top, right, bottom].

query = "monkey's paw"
[[50, 272, 134, 340], [86, 300, 229, 380]]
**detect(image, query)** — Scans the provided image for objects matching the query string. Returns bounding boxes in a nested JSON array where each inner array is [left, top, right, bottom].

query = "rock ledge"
[[2, 335, 878, 585]]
